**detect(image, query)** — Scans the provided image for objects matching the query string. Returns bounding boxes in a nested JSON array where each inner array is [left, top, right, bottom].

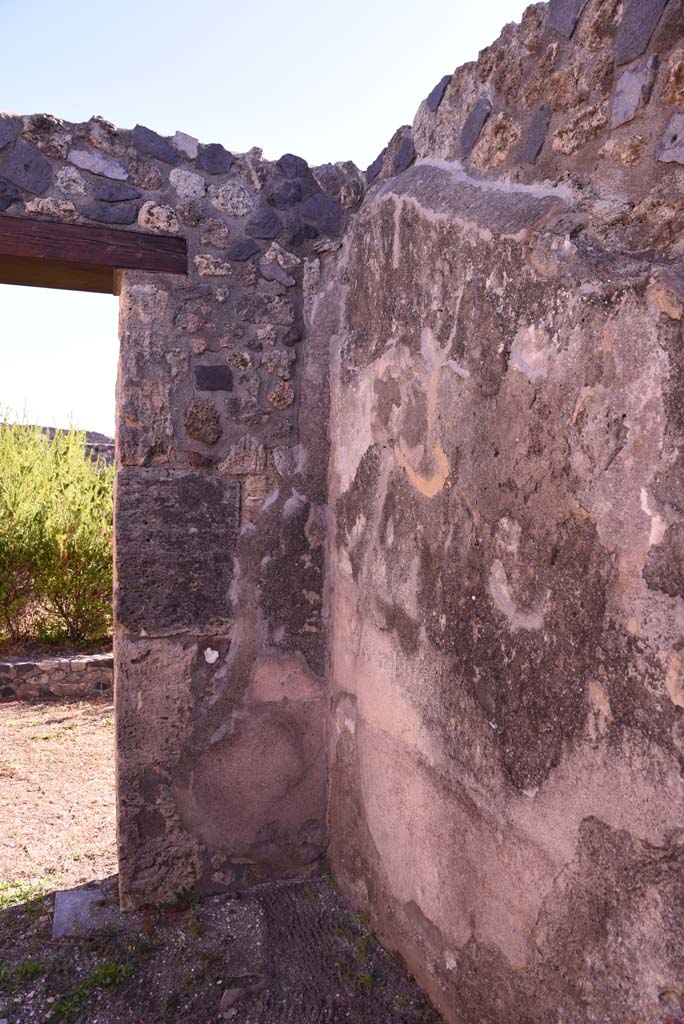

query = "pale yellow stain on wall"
[[395, 437, 450, 498]]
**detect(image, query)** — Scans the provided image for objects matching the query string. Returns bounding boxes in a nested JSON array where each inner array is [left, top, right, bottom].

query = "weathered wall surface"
[[0, 111, 362, 907], [325, 2, 684, 1022], [4, 1, 684, 1017], [0, 651, 113, 701]]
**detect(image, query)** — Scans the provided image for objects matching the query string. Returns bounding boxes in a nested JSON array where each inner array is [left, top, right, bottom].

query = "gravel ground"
[[0, 699, 441, 1023], [0, 700, 116, 889]]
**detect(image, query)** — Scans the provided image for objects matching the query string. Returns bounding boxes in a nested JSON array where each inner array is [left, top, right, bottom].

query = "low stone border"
[[0, 651, 113, 701]]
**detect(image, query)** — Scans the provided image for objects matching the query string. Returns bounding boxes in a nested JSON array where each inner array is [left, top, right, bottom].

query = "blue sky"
[[1, 0, 529, 436]]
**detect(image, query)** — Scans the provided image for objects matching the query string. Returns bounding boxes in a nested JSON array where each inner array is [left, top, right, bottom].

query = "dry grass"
[[0, 700, 116, 890]]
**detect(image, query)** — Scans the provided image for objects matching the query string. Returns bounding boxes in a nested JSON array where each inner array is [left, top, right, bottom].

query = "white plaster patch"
[[488, 560, 546, 633], [588, 679, 613, 740], [283, 490, 306, 518], [509, 324, 552, 380], [640, 487, 668, 547]]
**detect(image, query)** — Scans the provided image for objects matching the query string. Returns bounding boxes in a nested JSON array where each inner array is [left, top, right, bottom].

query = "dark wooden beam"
[[0, 216, 187, 294], [0, 255, 115, 294]]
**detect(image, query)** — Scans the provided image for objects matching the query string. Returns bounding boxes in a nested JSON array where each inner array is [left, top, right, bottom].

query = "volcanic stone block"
[[393, 135, 416, 175], [245, 206, 283, 239], [276, 153, 309, 178], [615, 0, 667, 65], [425, 75, 451, 113], [523, 103, 551, 163], [195, 365, 234, 391], [196, 143, 234, 174], [69, 147, 127, 180], [0, 140, 52, 194], [0, 115, 20, 151], [611, 56, 658, 128], [115, 468, 240, 634], [0, 180, 21, 212], [547, 0, 588, 37], [460, 97, 492, 158], [81, 200, 139, 224], [94, 180, 141, 202], [657, 113, 684, 164], [132, 124, 181, 165], [297, 193, 344, 235], [226, 238, 260, 261], [366, 148, 387, 183]]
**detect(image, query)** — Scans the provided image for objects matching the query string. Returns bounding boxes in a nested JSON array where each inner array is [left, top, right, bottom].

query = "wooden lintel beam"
[[0, 255, 115, 294], [0, 216, 188, 277]]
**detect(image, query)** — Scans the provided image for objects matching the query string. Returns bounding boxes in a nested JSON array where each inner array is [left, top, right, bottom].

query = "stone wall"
[[3, 1, 684, 1019], [0, 110, 362, 908], [323, 2, 684, 1022], [0, 652, 113, 701]]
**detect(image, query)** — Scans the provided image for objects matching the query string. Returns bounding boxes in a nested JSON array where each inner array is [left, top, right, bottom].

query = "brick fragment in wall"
[[460, 97, 492, 158], [195, 365, 234, 391]]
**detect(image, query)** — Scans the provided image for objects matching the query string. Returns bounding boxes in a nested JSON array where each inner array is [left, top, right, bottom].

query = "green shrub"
[[0, 419, 113, 645]]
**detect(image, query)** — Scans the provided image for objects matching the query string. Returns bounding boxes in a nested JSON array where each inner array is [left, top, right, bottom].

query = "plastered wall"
[[324, 1, 684, 1021], [0, 110, 361, 908], [3, 1, 684, 1018]]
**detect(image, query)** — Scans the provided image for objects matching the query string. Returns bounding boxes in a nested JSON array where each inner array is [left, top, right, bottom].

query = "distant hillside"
[[0, 425, 115, 466], [39, 427, 115, 466]]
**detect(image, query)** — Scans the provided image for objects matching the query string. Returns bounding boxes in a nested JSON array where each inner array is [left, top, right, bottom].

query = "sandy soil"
[[0, 700, 116, 889]]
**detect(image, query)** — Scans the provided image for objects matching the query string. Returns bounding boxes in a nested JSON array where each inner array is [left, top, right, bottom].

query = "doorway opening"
[[0, 215, 186, 902]]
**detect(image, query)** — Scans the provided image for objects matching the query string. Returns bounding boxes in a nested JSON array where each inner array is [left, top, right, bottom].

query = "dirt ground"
[[0, 700, 441, 1024], [0, 701, 116, 888]]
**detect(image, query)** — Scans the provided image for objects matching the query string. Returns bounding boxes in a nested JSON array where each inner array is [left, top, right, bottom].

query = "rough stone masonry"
[[3, 0, 684, 1020]]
